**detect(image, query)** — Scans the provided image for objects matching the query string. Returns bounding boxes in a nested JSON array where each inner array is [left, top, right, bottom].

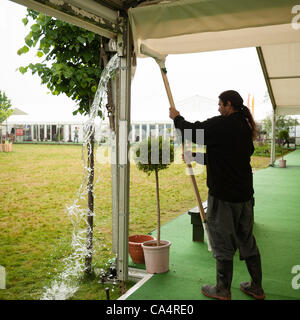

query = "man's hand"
[[182, 151, 193, 164], [169, 107, 180, 120]]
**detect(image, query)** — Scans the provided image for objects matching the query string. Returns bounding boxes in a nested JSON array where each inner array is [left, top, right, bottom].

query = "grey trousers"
[[206, 194, 260, 261]]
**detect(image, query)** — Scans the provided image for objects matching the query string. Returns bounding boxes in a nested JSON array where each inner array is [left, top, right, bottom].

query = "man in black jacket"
[[169, 90, 265, 300]]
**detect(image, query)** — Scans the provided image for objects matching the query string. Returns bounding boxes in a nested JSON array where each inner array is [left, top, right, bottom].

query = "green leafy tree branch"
[[17, 9, 103, 117]]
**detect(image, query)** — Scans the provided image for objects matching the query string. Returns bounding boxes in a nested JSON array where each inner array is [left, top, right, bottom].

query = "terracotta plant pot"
[[128, 234, 155, 264], [1, 143, 12, 152], [279, 159, 286, 168], [142, 239, 171, 274]]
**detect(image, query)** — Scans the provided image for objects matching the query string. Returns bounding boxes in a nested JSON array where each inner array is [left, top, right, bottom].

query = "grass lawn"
[[0, 144, 270, 300]]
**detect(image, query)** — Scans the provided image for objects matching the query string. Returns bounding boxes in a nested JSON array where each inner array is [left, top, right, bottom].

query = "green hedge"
[[253, 142, 290, 157]]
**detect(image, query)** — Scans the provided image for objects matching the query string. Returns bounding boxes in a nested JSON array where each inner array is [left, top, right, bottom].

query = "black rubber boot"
[[201, 259, 233, 300], [240, 254, 265, 300]]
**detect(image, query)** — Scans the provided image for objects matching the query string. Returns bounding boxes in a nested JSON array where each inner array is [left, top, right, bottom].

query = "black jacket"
[[174, 112, 254, 202]]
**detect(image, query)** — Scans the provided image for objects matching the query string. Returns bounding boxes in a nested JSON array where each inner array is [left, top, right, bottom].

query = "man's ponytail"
[[241, 105, 257, 140]]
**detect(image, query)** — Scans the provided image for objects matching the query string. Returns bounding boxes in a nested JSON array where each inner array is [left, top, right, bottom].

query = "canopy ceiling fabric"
[[259, 42, 300, 116], [128, 0, 300, 115], [128, 0, 300, 56]]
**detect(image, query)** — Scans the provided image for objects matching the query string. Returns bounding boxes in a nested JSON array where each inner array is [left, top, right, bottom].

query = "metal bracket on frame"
[[117, 15, 125, 57]]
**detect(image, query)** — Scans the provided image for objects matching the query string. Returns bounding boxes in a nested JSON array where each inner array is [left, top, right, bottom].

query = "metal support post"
[[111, 76, 119, 254], [270, 109, 276, 166], [116, 17, 131, 285]]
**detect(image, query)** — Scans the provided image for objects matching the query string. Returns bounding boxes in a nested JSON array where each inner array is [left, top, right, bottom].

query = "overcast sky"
[[0, 0, 276, 124]]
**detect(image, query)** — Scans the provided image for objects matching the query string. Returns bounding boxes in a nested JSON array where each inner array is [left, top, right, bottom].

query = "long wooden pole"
[[160, 69, 211, 251]]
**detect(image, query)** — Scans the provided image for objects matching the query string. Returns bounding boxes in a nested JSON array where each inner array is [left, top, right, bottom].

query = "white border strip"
[[117, 273, 153, 300]]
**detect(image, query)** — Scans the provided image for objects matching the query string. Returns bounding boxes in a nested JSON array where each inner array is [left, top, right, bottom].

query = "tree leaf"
[[25, 39, 33, 47], [36, 14, 46, 26], [31, 24, 40, 32], [86, 32, 95, 43], [19, 66, 28, 74], [63, 67, 73, 79], [22, 18, 29, 26], [76, 36, 86, 45], [17, 45, 29, 55], [55, 20, 63, 28]]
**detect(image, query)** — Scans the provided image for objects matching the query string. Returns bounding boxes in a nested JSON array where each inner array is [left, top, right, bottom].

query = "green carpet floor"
[[127, 150, 300, 300]]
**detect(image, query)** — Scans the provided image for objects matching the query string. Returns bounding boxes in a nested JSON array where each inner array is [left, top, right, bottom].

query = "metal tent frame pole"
[[12, 0, 118, 39], [115, 17, 131, 286], [256, 47, 277, 166], [111, 79, 119, 256], [270, 109, 276, 165]]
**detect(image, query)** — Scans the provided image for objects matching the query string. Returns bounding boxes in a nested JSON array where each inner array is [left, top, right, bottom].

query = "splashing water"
[[41, 54, 119, 300]]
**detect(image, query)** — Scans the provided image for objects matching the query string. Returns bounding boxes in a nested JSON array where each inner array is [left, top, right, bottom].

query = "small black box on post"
[[188, 206, 204, 242]]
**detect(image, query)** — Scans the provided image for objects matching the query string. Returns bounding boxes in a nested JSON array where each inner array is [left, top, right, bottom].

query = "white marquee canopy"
[[257, 42, 300, 116], [128, 0, 300, 116]]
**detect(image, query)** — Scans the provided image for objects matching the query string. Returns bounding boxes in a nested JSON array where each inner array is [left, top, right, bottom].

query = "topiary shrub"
[[134, 136, 174, 246], [278, 129, 289, 159]]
